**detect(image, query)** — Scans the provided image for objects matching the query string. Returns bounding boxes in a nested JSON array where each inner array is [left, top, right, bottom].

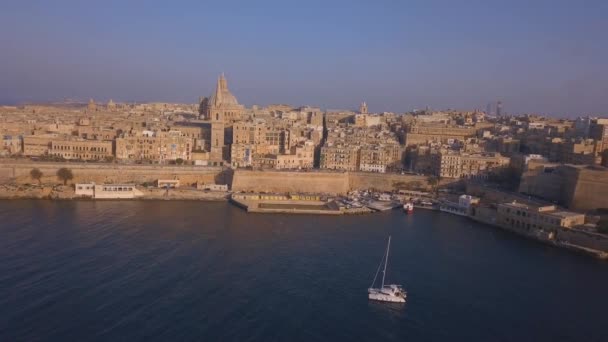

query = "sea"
[[1, 200, 607, 341]]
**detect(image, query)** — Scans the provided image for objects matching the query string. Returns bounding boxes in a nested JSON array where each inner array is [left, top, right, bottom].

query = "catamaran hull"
[[368, 293, 406, 303]]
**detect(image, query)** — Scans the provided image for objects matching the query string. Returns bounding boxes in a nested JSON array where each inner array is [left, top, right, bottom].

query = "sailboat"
[[368, 236, 406, 303]]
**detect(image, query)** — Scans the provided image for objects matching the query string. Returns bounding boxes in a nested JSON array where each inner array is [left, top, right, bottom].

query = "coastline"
[[2, 183, 606, 259], [0, 184, 229, 201]]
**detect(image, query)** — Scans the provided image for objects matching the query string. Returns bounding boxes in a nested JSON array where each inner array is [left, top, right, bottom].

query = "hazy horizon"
[[1, 0, 607, 117]]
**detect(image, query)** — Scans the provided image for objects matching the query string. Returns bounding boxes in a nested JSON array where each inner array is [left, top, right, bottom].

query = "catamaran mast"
[[381, 236, 391, 288]]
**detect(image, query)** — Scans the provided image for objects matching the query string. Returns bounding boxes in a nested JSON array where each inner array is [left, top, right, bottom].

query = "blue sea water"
[[0, 201, 607, 341]]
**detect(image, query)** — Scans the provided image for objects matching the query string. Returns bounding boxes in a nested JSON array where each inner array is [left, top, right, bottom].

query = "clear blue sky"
[[1, 0, 606, 116]]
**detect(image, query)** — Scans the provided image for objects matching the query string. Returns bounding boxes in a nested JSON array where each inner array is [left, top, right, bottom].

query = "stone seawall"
[[0, 161, 228, 186], [2, 161, 437, 195], [348, 172, 428, 192], [232, 170, 430, 194], [232, 170, 349, 195]]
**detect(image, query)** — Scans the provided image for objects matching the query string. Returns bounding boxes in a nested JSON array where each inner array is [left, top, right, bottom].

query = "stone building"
[[432, 151, 510, 179], [206, 73, 244, 165], [107, 99, 117, 112], [359, 101, 368, 114], [87, 99, 97, 112], [23, 135, 60, 156], [50, 139, 113, 161], [320, 144, 360, 171], [497, 202, 585, 232], [230, 143, 255, 168], [519, 163, 608, 211], [2, 135, 23, 155], [359, 144, 402, 173], [403, 123, 477, 147], [115, 130, 192, 163], [275, 141, 315, 170]]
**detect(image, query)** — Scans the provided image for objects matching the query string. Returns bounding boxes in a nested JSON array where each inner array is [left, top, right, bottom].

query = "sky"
[[0, 0, 607, 116]]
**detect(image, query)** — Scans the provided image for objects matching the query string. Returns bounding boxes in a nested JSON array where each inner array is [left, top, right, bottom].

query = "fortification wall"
[[558, 229, 608, 252], [0, 162, 227, 186], [567, 167, 608, 211], [348, 172, 428, 192], [232, 170, 349, 195], [232, 170, 430, 194]]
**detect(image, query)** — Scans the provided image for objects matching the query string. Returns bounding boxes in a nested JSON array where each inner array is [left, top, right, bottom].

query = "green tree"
[[56, 167, 74, 185], [427, 175, 439, 193], [30, 168, 43, 185], [176, 158, 184, 165]]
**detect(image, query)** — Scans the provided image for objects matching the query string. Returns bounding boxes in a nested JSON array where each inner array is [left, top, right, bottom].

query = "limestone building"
[[50, 139, 113, 161], [432, 151, 510, 179], [497, 202, 585, 232], [206, 74, 244, 165], [115, 130, 193, 163], [320, 144, 360, 171], [359, 101, 368, 114]]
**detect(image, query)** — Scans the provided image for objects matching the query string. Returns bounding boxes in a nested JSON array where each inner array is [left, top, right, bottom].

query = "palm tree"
[[56, 168, 74, 185], [30, 168, 43, 185]]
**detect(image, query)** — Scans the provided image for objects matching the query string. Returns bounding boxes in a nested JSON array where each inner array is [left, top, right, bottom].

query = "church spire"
[[214, 74, 224, 106], [219, 72, 228, 92], [359, 101, 368, 114]]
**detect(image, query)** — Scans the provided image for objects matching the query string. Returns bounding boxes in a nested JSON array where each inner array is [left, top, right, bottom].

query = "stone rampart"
[[232, 170, 349, 195], [0, 161, 227, 186], [232, 170, 430, 194], [565, 166, 608, 211], [348, 172, 428, 192]]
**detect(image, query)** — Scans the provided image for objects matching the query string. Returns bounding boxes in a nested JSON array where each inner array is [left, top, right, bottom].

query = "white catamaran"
[[368, 236, 406, 303]]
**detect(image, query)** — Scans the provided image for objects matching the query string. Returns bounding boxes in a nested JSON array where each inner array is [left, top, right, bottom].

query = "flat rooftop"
[[550, 211, 584, 218]]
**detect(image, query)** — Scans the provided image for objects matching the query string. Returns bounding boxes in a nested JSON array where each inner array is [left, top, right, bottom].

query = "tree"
[[56, 168, 74, 185], [427, 175, 439, 193], [176, 158, 184, 165], [30, 168, 43, 185]]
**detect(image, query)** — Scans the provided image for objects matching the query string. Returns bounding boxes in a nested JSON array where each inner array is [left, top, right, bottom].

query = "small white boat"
[[368, 236, 406, 303]]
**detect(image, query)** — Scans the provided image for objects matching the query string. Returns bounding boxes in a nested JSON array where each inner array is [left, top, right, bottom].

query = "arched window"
[[216, 113, 219, 121]]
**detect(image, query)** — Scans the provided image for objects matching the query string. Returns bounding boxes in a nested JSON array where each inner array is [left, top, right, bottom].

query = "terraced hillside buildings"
[[2, 74, 608, 211]]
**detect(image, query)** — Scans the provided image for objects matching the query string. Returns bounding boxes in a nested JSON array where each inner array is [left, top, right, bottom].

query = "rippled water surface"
[[1, 201, 607, 341]]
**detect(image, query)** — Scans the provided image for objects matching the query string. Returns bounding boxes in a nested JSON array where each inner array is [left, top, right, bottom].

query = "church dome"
[[209, 73, 241, 108]]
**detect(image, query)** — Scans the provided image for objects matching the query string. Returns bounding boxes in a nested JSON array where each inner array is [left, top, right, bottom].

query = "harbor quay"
[[1, 159, 607, 259]]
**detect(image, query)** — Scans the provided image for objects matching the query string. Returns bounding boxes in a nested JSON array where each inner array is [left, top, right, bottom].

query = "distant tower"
[[359, 101, 368, 114], [496, 101, 503, 117], [210, 77, 226, 163], [107, 99, 116, 112], [88, 99, 97, 112], [198, 96, 209, 119], [207, 73, 244, 165]]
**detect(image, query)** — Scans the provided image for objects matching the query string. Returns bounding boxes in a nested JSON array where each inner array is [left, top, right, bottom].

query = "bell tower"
[[210, 75, 225, 163], [359, 101, 368, 114]]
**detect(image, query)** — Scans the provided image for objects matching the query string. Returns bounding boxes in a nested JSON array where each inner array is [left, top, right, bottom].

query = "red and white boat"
[[403, 202, 414, 214]]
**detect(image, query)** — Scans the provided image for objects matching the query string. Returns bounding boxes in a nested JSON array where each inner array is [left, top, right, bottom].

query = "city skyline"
[[1, 0, 607, 116]]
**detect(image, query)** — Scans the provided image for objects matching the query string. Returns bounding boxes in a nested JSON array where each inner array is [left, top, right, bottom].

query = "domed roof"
[[209, 73, 241, 108]]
